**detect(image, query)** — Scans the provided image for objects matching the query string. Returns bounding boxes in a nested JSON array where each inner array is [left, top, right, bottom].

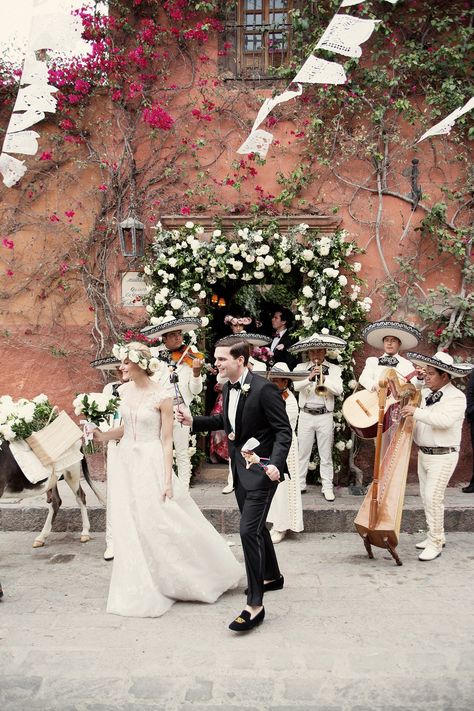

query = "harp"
[[352, 368, 421, 566]]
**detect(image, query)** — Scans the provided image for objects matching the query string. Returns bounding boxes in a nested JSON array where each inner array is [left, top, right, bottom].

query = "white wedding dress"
[[107, 385, 243, 617]]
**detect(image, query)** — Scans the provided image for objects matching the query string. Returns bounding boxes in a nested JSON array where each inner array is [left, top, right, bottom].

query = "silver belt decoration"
[[419, 446, 458, 455], [302, 405, 328, 416]]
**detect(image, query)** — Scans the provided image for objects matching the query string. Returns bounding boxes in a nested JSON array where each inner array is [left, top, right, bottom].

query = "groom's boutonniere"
[[241, 384, 251, 397]]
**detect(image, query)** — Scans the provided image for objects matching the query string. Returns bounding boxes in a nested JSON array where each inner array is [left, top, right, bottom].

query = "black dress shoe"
[[229, 607, 265, 632], [462, 484, 474, 493], [244, 575, 284, 596]]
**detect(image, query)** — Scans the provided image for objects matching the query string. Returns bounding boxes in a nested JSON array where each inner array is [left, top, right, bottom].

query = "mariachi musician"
[[289, 332, 347, 501], [358, 320, 422, 391], [141, 316, 204, 490]]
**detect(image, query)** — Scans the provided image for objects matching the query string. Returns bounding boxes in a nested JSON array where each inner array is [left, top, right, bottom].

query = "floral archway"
[[142, 219, 372, 479]]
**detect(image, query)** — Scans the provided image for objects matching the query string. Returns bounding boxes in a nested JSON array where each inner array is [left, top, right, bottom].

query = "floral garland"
[[142, 219, 372, 479], [112, 344, 162, 373]]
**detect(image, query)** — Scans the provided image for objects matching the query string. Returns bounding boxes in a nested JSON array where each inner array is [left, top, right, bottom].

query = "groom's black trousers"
[[235, 480, 281, 606]]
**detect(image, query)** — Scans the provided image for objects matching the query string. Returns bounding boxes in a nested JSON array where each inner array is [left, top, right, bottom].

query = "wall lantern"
[[118, 214, 145, 258], [218, 297, 226, 307], [211, 294, 218, 304]]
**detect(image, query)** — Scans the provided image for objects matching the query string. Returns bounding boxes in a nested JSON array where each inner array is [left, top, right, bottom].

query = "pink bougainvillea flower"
[[49, 214, 60, 222], [180, 206, 191, 215], [39, 151, 52, 161], [2, 238, 14, 249], [98, 184, 108, 191], [65, 210, 75, 219], [59, 263, 69, 275], [142, 104, 174, 130], [6, 269, 14, 277]]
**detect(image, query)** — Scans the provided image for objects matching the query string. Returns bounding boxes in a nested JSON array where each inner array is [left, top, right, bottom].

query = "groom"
[[177, 337, 292, 631]]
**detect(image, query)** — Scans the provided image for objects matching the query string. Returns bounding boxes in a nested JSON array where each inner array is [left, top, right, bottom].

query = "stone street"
[[1, 529, 474, 711]]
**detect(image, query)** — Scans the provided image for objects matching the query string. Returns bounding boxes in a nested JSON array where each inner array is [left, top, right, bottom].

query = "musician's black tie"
[[378, 356, 399, 366], [425, 390, 443, 407]]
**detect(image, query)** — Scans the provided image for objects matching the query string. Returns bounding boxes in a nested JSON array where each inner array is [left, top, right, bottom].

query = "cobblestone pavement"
[[1, 531, 474, 711]]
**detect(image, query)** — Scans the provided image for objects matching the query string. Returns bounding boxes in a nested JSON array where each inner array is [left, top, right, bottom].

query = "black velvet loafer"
[[229, 607, 265, 632], [244, 575, 284, 596]]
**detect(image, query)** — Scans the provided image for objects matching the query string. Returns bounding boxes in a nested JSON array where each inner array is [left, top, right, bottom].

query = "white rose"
[[318, 296, 327, 306], [348, 380, 357, 389], [328, 299, 340, 309], [213, 229, 221, 237], [201, 316, 209, 327], [319, 246, 330, 256], [128, 350, 140, 364], [168, 258, 177, 268], [338, 275, 348, 286], [229, 243, 240, 255], [215, 245, 226, 255], [170, 298, 183, 310], [346, 440, 353, 449], [185, 221, 194, 229], [253, 234, 263, 243], [353, 262, 362, 272], [199, 290, 206, 299], [144, 265, 152, 276], [302, 249, 314, 261], [264, 255, 274, 266], [33, 394, 48, 404], [193, 283, 201, 291], [209, 258, 217, 267], [160, 287, 170, 296], [335, 440, 346, 451], [196, 226, 205, 235], [302, 285, 313, 298], [228, 273, 237, 280], [245, 255, 255, 263], [254, 271, 264, 279], [233, 260, 243, 271]]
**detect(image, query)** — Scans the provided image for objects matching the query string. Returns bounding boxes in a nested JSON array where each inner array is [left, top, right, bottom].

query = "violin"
[[169, 344, 205, 369]]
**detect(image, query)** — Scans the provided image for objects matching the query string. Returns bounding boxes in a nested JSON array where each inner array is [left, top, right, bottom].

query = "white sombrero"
[[141, 316, 202, 337], [90, 356, 121, 371], [267, 362, 308, 380], [362, 321, 421, 351], [406, 351, 472, 378], [288, 332, 347, 355], [216, 332, 272, 347]]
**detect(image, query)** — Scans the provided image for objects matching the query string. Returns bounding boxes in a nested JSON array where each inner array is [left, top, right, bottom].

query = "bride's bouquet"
[[73, 392, 120, 453], [0, 394, 57, 446]]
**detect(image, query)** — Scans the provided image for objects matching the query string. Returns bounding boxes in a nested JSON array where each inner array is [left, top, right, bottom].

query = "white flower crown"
[[112, 344, 161, 373]]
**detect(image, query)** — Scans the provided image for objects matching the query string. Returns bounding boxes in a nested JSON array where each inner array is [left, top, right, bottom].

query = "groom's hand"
[[175, 406, 192, 426], [265, 464, 280, 482]]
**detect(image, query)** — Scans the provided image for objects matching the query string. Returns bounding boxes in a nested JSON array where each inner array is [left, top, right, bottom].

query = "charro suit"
[[192, 370, 292, 605]]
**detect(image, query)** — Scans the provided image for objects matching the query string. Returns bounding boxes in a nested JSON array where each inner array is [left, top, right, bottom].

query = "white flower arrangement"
[[112, 344, 161, 373], [0, 395, 58, 444]]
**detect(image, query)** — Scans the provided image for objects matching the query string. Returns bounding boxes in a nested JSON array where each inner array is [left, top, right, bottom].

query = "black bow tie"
[[229, 381, 241, 391], [426, 390, 443, 407], [378, 356, 399, 366]]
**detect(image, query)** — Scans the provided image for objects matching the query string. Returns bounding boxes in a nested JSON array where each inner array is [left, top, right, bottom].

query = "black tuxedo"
[[270, 330, 296, 368], [193, 370, 292, 605]]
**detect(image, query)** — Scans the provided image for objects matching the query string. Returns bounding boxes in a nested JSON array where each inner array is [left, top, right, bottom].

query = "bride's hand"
[[162, 484, 173, 501]]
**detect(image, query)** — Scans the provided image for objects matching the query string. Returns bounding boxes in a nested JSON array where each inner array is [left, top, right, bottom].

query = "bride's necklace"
[[129, 386, 152, 441]]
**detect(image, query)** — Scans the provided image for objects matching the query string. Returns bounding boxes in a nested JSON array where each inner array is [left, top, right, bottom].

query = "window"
[[220, 1, 292, 80]]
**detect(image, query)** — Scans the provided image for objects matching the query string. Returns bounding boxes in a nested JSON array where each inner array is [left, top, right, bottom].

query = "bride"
[[93, 341, 242, 617]]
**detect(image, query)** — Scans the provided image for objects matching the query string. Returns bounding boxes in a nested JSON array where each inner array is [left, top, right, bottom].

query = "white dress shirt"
[[228, 368, 249, 431], [359, 353, 416, 392], [271, 328, 287, 354], [293, 360, 343, 412]]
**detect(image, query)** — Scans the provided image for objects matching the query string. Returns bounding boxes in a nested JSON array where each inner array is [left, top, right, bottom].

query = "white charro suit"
[[413, 382, 466, 550], [293, 360, 343, 491], [153, 352, 202, 489], [359, 353, 416, 392]]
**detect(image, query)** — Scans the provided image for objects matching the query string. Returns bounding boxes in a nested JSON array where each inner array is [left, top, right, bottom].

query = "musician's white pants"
[[173, 421, 192, 489], [418, 450, 458, 549], [297, 411, 334, 491]]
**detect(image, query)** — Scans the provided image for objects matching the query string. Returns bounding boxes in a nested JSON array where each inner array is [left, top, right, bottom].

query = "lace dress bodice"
[[120, 388, 167, 443]]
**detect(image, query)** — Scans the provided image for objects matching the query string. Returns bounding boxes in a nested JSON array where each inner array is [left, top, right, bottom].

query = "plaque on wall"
[[121, 271, 147, 307]]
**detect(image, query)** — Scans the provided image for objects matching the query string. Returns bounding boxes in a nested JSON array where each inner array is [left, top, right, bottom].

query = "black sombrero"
[[216, 332, 272, 347], [406, 351, 472, 378], [141, 317, 203, 336], [362, 321, 421, 351], [90, 356, 121, 371], [288, 332, 347, 355]]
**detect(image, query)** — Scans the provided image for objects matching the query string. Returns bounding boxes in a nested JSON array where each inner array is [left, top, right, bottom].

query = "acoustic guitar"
[[342, 388, 399, 439]]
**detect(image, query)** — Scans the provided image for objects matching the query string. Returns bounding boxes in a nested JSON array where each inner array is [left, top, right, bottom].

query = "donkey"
[[0, 441, 104, 548]]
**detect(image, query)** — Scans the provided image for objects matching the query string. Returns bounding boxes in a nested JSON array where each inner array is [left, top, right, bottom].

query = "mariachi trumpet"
[[312, 361, 328, 396]]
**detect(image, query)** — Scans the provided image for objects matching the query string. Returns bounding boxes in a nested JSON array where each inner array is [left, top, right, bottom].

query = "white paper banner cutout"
[[0, 153, 28, 187], [21, 54, 50, 85], [293, 56, 347, 85], [237, 129, 274, 159], [417, 97, 474, 143], [13, 83, 58, 113], [7, 108, 46, 134], [316, 15, 379, 58], [3, 131, 41, 156], [252, 84, 303, 133]]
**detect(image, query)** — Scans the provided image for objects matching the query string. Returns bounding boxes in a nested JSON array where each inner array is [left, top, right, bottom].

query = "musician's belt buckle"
[[303, 406, 327, 416], [419, 446, 457, 455]]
